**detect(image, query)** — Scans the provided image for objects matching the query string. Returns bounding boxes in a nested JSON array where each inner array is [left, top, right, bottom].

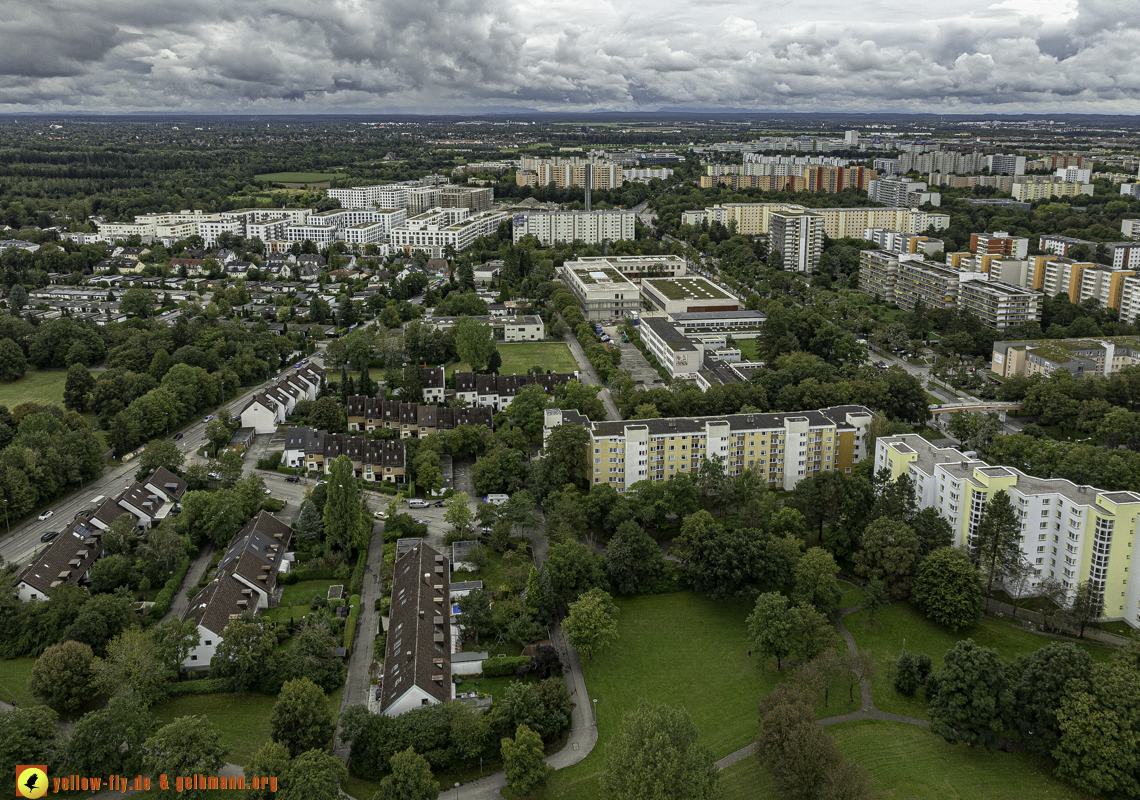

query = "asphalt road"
[[0, 351, 326, 571]]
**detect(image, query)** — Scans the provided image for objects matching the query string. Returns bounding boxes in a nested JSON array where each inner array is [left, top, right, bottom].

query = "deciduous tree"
[[1013, 642, 1093, 758], [376, 747, 438, 800], [271, 677, 336, 757], [601, 701, 719, 800], [792, 547, 842, 611], [142, 716, 226, 800], [501, 724, 550, 795], [28, 640, 96, 712], [854, 518, 921, 599], [911, 547, 984, 631], [928, 639, 1012, 750], [564, 588, 619, 659]]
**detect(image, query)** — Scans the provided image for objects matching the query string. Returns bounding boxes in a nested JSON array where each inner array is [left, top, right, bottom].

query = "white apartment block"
[[1121, 186, 1140, 200], [284, 223, 338, 246], [1012, 178, 1094, 202], [1119, 277, 1140, 324], [682, 203, 948, 240], [987, 154, 1028, 175], [408, 187, 442, 214], [863, 228, 944, 257], [623, 168, 673, 181], [1123, 219, 1140, 241], [389, 208, 509, 257], [956, 279, 1043, 331], [867, 177, 941, 208], [894, 260, 982, 311], [769, 209, 824, 272], [1079, 267, 1138, 311], [858, 250, 901, 301], [1056, 167, 1093, 183], [327, 184, 410, 210], [877, 434, 1140, 624], [512, 209, 635, 246], [557, 262, 640, 321]]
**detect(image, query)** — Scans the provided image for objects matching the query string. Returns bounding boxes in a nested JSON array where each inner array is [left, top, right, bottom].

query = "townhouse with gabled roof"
[[15, 518, 104, 602], [344, 397, 492, 437], [454, 371, 576, 412]]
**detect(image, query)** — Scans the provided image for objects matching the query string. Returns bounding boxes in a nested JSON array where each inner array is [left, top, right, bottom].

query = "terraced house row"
[[283, 428, 407, 481], [544, 405, 873, 492], [344, 397, 493, 435], [876, 434, 1140, 628]]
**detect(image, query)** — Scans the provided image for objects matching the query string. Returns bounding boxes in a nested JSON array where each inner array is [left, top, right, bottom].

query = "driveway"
[[335, 530, 386, 761]]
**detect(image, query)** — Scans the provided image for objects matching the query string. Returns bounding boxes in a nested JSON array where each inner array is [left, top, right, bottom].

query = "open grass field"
[[445, 342, 577, 378], [0, 657, 37, 707], [532, 592, 778, 800], [718, 720, 1093, 800], [846, 601, 1115, 719], [0, 367, 68, 408], [255, 172, 338, 183], [150, 687, 342, 767]]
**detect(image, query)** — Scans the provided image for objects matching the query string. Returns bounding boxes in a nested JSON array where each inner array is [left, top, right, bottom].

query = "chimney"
[[424, 572, 431, 586]]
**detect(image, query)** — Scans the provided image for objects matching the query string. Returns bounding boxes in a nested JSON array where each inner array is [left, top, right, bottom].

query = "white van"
[[407, 499, 429, 509], [484, 494, 509, 507]]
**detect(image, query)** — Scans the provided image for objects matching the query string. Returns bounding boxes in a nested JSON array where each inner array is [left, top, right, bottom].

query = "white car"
[[38, 510, 54, 521], [373, 511, 389, 520], [263, 488, 272, 495]]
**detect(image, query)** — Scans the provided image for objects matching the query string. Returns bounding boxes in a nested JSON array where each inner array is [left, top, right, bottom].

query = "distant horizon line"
[[2, 109, 1140, 121]]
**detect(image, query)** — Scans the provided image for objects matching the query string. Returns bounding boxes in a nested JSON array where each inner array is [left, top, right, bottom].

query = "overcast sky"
[[0, 0, 1136, 113]]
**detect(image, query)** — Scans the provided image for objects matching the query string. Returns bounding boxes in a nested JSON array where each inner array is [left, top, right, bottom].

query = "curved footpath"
[[713, 595, 929, 775]]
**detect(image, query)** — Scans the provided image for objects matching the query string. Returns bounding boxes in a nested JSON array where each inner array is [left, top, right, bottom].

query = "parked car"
[[433, 500, 446, 508], [407, 499, 429, 509], [173, 432, 184, 440], [38, 510, 53, 521], [373, 510, 389, 520], [285, 475, 300, 483], [413, 517, 426, 525], [207, 472, 221, 481], [40, 530, 59, 542], [263, 488, 272, 495]]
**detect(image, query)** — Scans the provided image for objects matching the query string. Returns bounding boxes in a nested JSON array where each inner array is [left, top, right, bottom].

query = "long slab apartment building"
[[545, 405, 873, 492], [991, 337, 1140, 379], [877, 434, 1140, 627]]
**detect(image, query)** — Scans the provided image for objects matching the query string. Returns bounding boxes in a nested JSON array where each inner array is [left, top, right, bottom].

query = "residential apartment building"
[[867, 177, 941, 207], [455, 372, 576, 412], [182, 511, 292, 669], [238, 365, 327, 434], [858, 250, 901, 301], [379, 541, 454, 716], [987, 154, 1028, 175], [1012, 177, 1094, 202], [640, 316, 702, 380], [640, 277, 741, 316], [769, 208, 825, 272], [327, 184, 410, 209], [515, 157, 623, 190], [545, 404, 873, 492], [1125, 219, 1140, 242], [558, 262, 640, 321], [991, 337, 1140, 379], [898, 150, 989, 175], [569, 255, 687, 282], [681, 203, 949, 240], [894, 260, 976, 311], [956, 279, 1042, 331], [927, 173, 1014, 192], [441, 186, 493, 213], [425, 314, 545, 342], [1121, 277, 1140, 325], [876, 434, 1140, 624], [1042, 259, 1097, 303], [1078, 266, 1136, 310], [623, 168, 673, 182], [862, 229, 944, 257], [970, 231, 1029, 259], [1122, 185, 1140, 200], [343, 399, 492, 436], [389, 208, 510, 257], [511, 209, 635, 246]]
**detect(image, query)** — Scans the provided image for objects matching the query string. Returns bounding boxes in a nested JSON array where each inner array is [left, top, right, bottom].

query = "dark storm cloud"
[[0, 0, 1136, 111]]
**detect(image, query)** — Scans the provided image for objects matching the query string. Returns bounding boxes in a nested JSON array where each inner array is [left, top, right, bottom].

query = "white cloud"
[[0, 0, 1136, 111]]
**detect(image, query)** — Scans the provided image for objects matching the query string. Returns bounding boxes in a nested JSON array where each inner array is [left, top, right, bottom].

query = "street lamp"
[[453, 782, 460, 799], [2, 499, 7, 533], [592, 698, 598, 723]]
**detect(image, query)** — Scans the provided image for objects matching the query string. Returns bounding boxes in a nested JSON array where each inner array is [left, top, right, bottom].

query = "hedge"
[[349, 551, 367, 597], [148, 555, 192, 622], [166, 678, 223, 697], [280, 568, 341, 585], [482, 655, 531, 678], [276, 465, 299, 476], [343, 594, 361, 656]]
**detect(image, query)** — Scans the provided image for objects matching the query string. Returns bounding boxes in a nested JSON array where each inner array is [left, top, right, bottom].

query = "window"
[[190, 655, 197, 661], [205, 640, 212, 646]]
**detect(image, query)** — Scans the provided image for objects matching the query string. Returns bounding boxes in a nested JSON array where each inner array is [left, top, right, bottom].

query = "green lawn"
[[838, 584, 866, 609], [262, 604, 312, 625], [0, 658, 37, 707], [0, 367, 69, 408], [846, 602, 1115, 719], [255, 172, 338, 183], [150, 687, 342, 767], [719, 720, 1093, 800], [446, 342, 578, 378], [279, 579, 340, 606], [735, 338, 760, 360], [533, 592, 777, 800]]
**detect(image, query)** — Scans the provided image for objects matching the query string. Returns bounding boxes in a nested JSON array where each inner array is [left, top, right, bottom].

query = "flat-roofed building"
[[558, 263, 640, 321], [1078, 266, 1137, 310], [858, 250, 900, 301], [545, 405, 873, 492], [568, 255, 687, 282], [512, 209, 635, 246], [956, 280, 1042, 330], [970, 231, 1029, 259], [894, 260, 973, 311], [877, 434, 1140, 623], [769, 208, 824, 272], [640, 277, 740, 316], [991, 337, 1140, 379], [640, 317, 702, 379], [668, 310, 766, 341], [1042, 258, 1096, 303]]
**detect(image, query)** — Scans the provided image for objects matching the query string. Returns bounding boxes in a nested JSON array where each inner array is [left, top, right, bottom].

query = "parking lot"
[[602, 323, 665, 389]]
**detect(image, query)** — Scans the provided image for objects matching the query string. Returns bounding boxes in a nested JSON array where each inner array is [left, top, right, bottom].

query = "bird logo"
[[16, 765, 48, 799]]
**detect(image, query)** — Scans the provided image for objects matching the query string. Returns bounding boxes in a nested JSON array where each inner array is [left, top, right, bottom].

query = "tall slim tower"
[[584, 163, 592, 211]]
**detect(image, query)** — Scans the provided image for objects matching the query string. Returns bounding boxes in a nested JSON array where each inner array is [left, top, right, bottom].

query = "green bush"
[[482, 655, 531, 678], [148, 555, 192, 622], [166, 679, 223, 697], [261, 497, 285, 512], [349, 551, 367, 596], [276, 465, 299, 476], [290, 568, 341, 582], [344, 596, 360, 655], [256, 451, 283, 470]]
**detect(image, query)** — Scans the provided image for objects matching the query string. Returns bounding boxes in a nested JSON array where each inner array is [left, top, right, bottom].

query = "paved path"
[[335, 531, 386, 761], [555, 313, 620, 421], [162, 544, 215, 623], [711, 590, 930, 774]]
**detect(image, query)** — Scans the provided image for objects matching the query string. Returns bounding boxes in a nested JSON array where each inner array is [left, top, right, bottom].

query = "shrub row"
[[166, 678, 223, 697], [276, 465, 299, 476], [349, 550, 367, 596], [148, 555, 192, 622], [280, 568, 341, 585], [344, 594, 361, 656], [481, 655, 531, 678]]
